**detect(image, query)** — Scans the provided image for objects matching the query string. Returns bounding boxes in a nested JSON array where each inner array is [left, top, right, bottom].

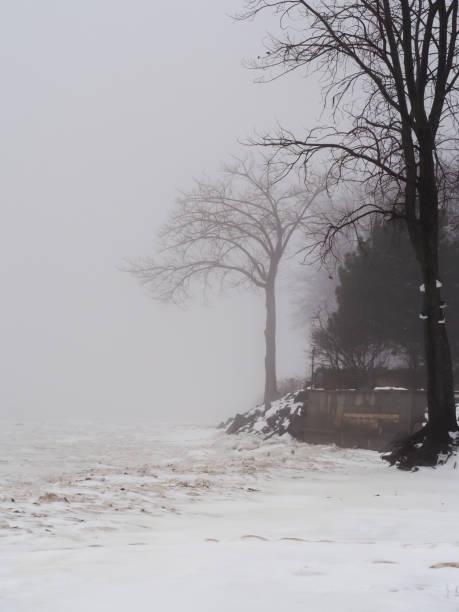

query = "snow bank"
[[2, 420, 459, 612], [225, 390, 307, 440]]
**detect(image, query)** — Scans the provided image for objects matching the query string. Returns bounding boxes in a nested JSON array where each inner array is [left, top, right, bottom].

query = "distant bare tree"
[[240, 0, 459, 467], [129, 158, 324, 405], [311, 309, 392, 372]]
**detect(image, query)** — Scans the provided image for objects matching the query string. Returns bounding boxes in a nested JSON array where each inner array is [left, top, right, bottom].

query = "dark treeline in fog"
[[310, 219, 459, 375]]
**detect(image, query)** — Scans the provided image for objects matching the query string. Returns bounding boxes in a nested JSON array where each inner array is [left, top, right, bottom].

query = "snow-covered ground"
[[1, 420, 459, 612]]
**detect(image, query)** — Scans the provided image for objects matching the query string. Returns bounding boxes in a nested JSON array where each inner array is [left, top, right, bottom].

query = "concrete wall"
[[304, 390, 427, 451]]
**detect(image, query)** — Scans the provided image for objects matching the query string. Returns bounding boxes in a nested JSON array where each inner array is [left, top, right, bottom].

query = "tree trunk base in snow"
[[382, 425, 458, 471]]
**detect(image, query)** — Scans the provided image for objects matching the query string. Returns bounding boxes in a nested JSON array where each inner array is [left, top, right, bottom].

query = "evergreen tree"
[[312, 222, 459, 373]]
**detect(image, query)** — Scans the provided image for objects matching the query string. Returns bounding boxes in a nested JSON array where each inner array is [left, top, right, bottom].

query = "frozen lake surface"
[[1, 420, 459, 611]]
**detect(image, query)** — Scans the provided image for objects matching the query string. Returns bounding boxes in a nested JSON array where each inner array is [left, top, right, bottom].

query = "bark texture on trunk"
[[263, 279, 278, 405], [418, 141, 456, 440], [385, 143, 458, 467], [420, 271, 456, 436], [416, 154, 457, 440]]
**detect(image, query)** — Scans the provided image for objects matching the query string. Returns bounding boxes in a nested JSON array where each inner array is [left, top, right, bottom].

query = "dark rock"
[[226, 412, 255, 435], [224, 390, 307, 441]]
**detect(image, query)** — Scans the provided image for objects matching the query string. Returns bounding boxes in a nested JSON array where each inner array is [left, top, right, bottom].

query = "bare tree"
[[311, 309, 392, 372], [240, 0, 459, 467], [129, 158, 324, 405]]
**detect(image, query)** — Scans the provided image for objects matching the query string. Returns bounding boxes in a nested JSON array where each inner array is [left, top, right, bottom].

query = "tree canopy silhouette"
[[129, 158, 324, 404], [240, 0, 459, 467]]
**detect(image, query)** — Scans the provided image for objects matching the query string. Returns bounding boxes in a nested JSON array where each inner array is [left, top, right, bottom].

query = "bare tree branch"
[[238, 0, 459, 460], [126, 156, 326, 404]]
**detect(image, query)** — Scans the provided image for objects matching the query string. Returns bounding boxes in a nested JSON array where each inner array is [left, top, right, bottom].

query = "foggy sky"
[[0, 1, 323, 423]]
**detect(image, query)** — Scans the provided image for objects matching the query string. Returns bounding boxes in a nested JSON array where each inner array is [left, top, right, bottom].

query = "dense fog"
[[0, 1, 322, 423]]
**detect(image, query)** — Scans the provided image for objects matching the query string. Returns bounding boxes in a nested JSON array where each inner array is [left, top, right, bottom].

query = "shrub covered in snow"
[[224, 390, 307, 441]]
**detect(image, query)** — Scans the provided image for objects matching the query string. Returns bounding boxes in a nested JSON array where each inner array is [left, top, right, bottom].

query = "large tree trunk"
[[385, 142, 457, 468], [416, 147, 457, 442], [263, 279, 278, 405], [421, 271, 456, 440]]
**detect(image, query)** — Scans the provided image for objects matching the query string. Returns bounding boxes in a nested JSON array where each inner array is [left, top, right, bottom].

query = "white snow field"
[[1, 421, 459, 612]]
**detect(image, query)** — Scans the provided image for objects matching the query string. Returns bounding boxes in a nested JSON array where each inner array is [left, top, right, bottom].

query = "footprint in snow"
[[292, 566, 326, 577]]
